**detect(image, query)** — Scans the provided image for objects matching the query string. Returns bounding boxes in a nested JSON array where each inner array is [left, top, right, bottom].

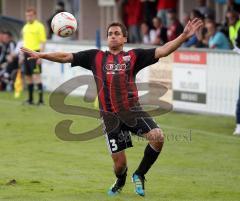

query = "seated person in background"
[[167, 9, 183, 41], [0, 31, 16, 91], [205, 20, 230, 49], [0, 31, 16, 68], [226, 9, 240, 48], [151, 17, 168, 45], [4, 41, 23, 90], [140, 22, 156, 45]]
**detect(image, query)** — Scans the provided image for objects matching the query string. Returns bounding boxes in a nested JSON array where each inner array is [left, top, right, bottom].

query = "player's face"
[[25, 11, 36, 23], [107, 26, 127, 49]]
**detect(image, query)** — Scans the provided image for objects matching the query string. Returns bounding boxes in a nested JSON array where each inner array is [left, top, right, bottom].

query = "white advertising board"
[[173, 51, 207, 105]]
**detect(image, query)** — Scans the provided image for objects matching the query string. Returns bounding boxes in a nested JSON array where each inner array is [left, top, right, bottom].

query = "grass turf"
[[0, 91, 239, 201]]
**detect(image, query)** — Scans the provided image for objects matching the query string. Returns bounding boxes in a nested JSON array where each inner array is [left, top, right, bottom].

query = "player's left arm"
[[155, 18, 203, 59]]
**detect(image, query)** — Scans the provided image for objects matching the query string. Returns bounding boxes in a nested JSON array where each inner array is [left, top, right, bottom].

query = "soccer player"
[[21, 18, 203, 196], [22, 7, 46, 105]]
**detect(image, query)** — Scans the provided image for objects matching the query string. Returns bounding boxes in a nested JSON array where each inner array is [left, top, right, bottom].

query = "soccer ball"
[[51, 12, 77, 37]]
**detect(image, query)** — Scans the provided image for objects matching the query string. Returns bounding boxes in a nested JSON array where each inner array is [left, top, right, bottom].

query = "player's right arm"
[[20, 47, 73, 63], [155, 18, 203, 58]]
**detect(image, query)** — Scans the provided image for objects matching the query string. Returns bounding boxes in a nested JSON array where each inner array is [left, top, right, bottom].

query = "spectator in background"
[[22, 7, 46, 105], [151, 17, 168, 45], [167, 9, 183, 41], [0, 30, 5, 90], [195, 0, 215, 19], [47, 1, 65, 39], [205, 20, 230, 49], [0, 31, 5, 66], [156, 0, 178, 27], [124, 0, 142, 43], [4, 40, 23, 91], [226, 9, 240, 47], [140, 0, 157, 29], [2, 31, 16, 56], [182, 9, 204, 47], [0, 31, 16, 91], [140, 22, 156, 44]]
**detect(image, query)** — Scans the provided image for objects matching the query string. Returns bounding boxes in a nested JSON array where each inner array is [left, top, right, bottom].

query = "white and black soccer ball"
[[51, 12, 77, 37]]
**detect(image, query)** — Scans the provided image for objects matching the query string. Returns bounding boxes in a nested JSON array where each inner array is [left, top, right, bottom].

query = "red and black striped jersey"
[[71, 48, 158, 113]]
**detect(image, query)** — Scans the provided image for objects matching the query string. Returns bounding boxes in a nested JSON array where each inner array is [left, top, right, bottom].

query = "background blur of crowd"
[[1, 0, 240, 91], [119, 0, 240, 49]]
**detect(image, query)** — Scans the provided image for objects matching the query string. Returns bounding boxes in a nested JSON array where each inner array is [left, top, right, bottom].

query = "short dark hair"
[[107, 22, 128, 37]]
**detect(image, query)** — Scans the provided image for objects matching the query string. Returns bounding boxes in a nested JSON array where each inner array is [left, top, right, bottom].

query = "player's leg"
[[129, 116, 164, 196], [108, 151, 128, 195], [106, 129, 133, 195], [112, 150, 127, 175], [134, 127, 164, 176], [25, 75, 34, 104], [23, 54, 34, 104], [33, 63, 44, 105], [103, 115, 132, 195], [102, 113, 133, 195]]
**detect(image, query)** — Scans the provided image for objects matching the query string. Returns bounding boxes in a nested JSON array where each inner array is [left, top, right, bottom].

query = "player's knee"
[[114, 161, 127, 174], [147, 128, 164, 143]]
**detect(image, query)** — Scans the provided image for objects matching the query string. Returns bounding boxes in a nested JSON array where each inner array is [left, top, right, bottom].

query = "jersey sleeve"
[[71, 49, 99, 70], [133, 48, 159, 72]]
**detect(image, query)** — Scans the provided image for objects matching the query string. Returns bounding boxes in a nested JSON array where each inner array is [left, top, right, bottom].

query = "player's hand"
[[20, 47, 41, 60], [183, 18, 203, 39]]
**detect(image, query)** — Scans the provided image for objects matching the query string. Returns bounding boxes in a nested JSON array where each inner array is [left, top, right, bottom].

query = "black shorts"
[[102, 110, 160, 154], [23, 52, 42, 76]]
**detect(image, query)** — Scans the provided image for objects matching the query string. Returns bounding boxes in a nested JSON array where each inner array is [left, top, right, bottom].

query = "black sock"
[[114, 167, 127, 187], [28, 83, 34, 103], [37, 83, 43, 103], [115, 166, 127, 179], [134, 144, 160, 177]]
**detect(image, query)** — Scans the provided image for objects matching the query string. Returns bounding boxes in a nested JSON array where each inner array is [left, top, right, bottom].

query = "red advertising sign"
[[174, 51, 207, 64]]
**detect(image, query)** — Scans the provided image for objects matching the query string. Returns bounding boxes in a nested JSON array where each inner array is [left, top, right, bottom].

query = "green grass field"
[[0, 91, 240, 201]]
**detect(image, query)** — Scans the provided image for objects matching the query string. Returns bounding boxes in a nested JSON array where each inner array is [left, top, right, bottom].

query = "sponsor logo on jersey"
[[105, 63, 127, 74]]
